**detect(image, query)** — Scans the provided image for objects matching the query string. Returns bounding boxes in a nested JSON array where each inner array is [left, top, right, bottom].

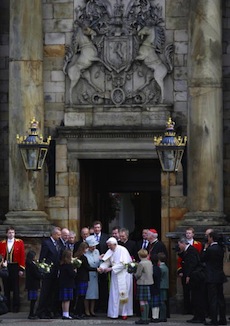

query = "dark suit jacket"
[[201, 243, 227, 283], [39, 237, 61, 277], [148, 240, 168, 263], [96, 233, 109, 254], [73, 239, 83, 254], [118, 240, 137, 259], [136, 239, 149, 251], [178, 245, 200, 278]]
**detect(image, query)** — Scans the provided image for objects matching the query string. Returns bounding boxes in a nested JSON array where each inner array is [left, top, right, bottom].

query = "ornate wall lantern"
[[16, 118, 51, 171], [154, 117, 187, 172]]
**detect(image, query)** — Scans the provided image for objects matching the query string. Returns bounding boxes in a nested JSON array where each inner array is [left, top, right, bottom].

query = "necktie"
[[54, 241, 59, 251], [143, 240, 147, 249], [96, 234, 99, 242]]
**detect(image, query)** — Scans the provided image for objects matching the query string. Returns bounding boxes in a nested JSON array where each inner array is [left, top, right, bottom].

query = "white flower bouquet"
[[71, 257, 82, 268], [36, 259, 53, 274], [125, 261, 137, 274]]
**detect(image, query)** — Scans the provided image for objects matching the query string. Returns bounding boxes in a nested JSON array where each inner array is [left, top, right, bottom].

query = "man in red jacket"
[[0, 226, 25, 312]]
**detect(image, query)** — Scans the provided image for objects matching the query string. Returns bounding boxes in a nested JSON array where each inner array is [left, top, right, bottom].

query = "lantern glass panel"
[[38, 148, 48, 170], [20, 148, 39, 170]]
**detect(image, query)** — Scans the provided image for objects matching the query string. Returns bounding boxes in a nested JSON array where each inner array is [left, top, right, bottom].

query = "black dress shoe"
[[28, 315, 38, 320], [218, 321, 227, 325], [204, 321, 218, 325], [187, 318, 205, 323]]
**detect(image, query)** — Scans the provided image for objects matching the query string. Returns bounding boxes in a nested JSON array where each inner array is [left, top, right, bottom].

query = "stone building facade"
[[0, 0, 230, 303]]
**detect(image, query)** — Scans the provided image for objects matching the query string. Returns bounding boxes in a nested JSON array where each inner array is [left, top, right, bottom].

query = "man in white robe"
[[99, 237, 133, 319]]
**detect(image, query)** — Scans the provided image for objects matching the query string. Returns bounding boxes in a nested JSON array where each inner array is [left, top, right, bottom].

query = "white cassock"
[[100, 245, 133, 318]]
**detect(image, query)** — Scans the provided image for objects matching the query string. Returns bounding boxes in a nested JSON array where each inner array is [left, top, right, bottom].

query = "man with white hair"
[[99, 237, 133, 320], [147, 229, 168, 263]]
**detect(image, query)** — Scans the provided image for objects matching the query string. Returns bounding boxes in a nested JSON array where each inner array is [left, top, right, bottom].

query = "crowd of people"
[[0, 224, 227, 325]]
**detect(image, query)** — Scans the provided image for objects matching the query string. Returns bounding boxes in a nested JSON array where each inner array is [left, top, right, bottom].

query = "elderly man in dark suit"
[[178, 237, 205, 324], [201, 231, 227, 326], [36, 226, 62, 319], [147, 229, 168, 263]]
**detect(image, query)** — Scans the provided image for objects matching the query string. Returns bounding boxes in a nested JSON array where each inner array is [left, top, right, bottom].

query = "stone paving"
[[0, 313, 228, 326]]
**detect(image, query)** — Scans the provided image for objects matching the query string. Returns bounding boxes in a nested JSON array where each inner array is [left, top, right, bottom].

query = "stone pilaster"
[[6, 0, 50, 235], [181, 0, 227, 230]]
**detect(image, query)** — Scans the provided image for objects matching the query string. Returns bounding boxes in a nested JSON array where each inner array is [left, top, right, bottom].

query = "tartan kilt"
[[76, 281, 88, 296], [59, 288, 73, 301], [27, 290, 38, 301], [151, 294, 161, 307], [136, 285, 151, 301]]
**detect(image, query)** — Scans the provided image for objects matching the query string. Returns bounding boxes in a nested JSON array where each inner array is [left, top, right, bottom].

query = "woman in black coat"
[[74, 242, 98, 319]]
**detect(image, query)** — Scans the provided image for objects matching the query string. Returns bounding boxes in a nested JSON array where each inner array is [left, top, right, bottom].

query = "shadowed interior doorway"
[[80, 159, 161, 240]]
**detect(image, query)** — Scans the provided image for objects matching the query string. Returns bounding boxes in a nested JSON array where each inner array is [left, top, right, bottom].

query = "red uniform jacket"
[[177, 240, 202, 273], [0, 238, 25, 270]]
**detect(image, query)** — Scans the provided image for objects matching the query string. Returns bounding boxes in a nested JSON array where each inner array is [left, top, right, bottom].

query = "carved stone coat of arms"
[[63, 0, 173, 107]]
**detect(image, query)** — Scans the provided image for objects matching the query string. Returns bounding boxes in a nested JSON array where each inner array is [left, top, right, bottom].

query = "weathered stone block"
[[174, 42, 188, 55], [48, 207, 68, 220], [174, 91, 187, 101], [43, 19, 73, 33], [51, 70, 65, 81], [174, 30, 188, 42], [170, 185, 183, 197], [45, 33, 65, 45], [56, 185, 69, 196], [44, 81, 65, 92], [44, 45, 65, 57], [54, 3, 73, 19], [57, 172, 69, 185], [56, 158, 67, 172], [56, 144, 67, 157], [45, 197, 66, 208], [42, 4, 53, 19]]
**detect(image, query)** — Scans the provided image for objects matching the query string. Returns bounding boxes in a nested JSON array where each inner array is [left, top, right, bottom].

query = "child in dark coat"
[[25, 250, 42, 319], [59, 250, 76, 320], [151, 254, 161, 322]]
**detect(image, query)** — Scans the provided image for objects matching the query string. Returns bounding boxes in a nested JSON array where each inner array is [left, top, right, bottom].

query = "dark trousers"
[[207, 283, 226, 323], [96, 273, 109, 312], [2, 263, 20, 312], [36, 276, 60, 317], [191, 281, 205, 321], [181, 276, 192, 314]]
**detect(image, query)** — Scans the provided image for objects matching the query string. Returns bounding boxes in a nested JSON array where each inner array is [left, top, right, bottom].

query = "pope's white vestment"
[[100, 244, 133, 318]]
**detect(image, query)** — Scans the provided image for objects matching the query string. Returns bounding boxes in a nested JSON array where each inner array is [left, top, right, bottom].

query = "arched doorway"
[[80, 159, 161, 240]]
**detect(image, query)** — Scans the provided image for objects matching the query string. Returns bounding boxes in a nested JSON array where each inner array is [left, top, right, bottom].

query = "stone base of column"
[[167, 211, 230, 240], [3, 211, 51, 237]]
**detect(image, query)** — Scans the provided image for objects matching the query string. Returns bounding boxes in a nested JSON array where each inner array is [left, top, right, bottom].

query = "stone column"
[[184, 0, 226, 228], [6, 0, 50, 234]]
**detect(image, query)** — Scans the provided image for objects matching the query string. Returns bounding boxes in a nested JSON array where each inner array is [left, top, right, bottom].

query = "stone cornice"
[[56, 126, 163, 139]]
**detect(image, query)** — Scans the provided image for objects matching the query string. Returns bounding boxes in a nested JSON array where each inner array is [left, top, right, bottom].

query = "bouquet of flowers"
[[125, 260, 138, 274], [71, 257, 82, 268], [36, 259, 53, 274]]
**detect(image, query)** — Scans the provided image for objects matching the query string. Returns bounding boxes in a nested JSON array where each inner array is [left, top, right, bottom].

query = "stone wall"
[[0, 0, 9, 222], [223, 0, 230, 220]]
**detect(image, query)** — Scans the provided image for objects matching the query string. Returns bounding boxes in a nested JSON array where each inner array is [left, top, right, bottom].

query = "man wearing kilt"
[[134, 249, 153, 325]]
